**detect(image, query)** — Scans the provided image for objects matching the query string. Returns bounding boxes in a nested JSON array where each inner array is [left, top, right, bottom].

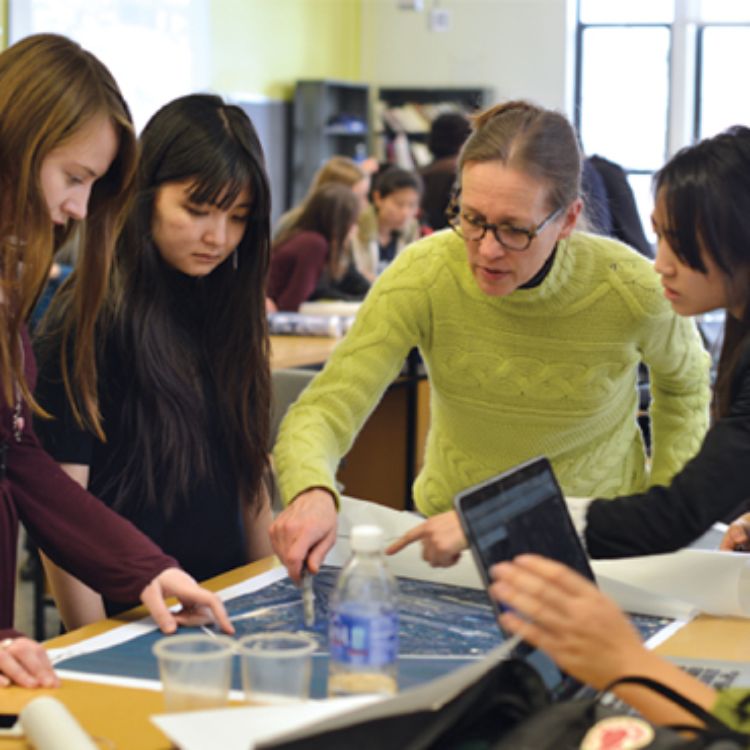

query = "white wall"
[[361, 0, 576, 114]]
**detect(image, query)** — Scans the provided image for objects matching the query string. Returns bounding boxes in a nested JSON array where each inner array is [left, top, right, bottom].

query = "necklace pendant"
[[12, 407, 23, 443]]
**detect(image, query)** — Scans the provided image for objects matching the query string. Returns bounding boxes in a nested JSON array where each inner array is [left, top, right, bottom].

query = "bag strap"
[[601, 675, 748, 739]]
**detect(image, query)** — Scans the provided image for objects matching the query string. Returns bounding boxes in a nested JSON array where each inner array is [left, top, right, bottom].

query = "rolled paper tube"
[[20, 696, 99, 750]]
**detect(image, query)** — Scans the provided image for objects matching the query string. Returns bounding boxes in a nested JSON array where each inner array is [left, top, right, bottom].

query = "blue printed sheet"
[[52, 565, 678, 698], [54, 566, 500, 697]]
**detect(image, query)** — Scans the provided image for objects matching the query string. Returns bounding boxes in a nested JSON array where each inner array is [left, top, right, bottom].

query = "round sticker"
[[580, 716, 655, 750]]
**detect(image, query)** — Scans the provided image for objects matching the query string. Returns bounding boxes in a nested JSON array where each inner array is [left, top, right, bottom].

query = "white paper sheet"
[[593, 547, 750, 618], [152, 697, 381, 750]]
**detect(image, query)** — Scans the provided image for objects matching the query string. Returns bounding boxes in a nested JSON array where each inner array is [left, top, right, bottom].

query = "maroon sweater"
[[0, 330, 176, 638], [267, 230, 328, 312]]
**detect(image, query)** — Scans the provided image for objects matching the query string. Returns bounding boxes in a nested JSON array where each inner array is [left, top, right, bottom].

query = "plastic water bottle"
[[327, 525, 399, 696]]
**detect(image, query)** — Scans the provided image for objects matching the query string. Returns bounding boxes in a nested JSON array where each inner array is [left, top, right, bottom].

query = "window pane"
[[579, 27, 670, 170], [579, 0, 673, 24], [627, 173, 656, 248], [18, 0, 205, 131], [696, 0, 750, 23], [699, 26, 750, 138]]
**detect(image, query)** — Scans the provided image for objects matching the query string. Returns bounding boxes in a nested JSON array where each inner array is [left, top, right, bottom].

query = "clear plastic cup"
[[238, 632, 317, 704], [152, 634, 235, 712]]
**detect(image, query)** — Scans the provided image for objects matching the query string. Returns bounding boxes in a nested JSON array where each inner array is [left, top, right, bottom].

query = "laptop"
[[453, 457, 750, 702]]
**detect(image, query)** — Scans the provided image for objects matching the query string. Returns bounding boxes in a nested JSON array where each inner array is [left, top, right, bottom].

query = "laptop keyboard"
[[597, 663, 743, 714], [681, 664, 742, 691]]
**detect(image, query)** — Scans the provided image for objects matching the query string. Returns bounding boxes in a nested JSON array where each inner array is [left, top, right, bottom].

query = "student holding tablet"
[[0, 35, 231, 689], [270, 100, 710, 582], [490, 555, 748, 730], [34, 94, 274, 629]]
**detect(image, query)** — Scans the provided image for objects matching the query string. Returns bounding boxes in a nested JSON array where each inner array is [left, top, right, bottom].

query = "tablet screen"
[[454, 457, 592, 699], [455, 456, 593, 585]]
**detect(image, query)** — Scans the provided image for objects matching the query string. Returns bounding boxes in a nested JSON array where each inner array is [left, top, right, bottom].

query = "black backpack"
[[491, 676, 750, 750], [261, 662, 750, 750]]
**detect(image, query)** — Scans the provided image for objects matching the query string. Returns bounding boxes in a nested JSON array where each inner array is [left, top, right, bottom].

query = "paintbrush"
[[302, 565, 315, 627]]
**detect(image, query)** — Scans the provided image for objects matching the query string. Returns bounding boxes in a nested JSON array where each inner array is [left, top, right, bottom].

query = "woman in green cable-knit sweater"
[[269, 99, 710, 582]]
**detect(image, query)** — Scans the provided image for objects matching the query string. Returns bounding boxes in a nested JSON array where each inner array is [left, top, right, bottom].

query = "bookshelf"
[[375, 86, 493, 168], [290, 79, 371, 206]]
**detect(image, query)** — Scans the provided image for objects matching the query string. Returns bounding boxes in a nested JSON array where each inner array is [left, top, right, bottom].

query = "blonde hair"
[[276, 156, 367, 244], [0, 33, 137, 433], [459, 100, 581, 211], [309, 156, 367, 193]]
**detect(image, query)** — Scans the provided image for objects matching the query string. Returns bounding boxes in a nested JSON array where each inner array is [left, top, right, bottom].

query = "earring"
[[232, 248, 239, 270]]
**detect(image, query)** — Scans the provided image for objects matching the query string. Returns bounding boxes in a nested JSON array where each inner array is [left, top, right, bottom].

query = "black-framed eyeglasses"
[[446, 191, 563, 252]]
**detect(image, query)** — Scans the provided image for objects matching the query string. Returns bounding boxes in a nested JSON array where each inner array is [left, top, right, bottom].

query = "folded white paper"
[[593, 548, 750, 618], [152, 696, 380, 750]]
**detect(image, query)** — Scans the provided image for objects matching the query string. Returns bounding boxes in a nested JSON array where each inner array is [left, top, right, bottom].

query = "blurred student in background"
[[420, 111, 472, 230], [267, 183, 368, 312], [274, 155, 371, 244], [352, 166, 424, 281]]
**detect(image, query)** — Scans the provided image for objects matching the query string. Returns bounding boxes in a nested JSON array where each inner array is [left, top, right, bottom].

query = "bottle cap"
[[351, 524, 383, 552]]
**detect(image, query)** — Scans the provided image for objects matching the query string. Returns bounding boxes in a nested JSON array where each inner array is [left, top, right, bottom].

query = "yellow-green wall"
[[211, 0, 362, 100], [0, 0, 7, 49]]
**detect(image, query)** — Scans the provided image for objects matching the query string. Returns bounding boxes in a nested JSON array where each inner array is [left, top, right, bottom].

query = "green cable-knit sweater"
[[274, 229, 710, 515], [713, 689, 750, 733]]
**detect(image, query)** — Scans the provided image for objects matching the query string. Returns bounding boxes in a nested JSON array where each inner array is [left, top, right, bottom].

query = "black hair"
[[428, 112, 471, 159], [654, 125, 750, 417], [373, 166, 423, 199], [89, 94, 270, 517]]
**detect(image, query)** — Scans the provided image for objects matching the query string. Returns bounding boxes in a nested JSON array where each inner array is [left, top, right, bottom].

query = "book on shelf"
[[411, 142, 432, 167], [378, 101, 470, 135]]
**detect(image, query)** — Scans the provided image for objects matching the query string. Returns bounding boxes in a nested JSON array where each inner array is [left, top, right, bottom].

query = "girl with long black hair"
[[34, 93, 273, 628]]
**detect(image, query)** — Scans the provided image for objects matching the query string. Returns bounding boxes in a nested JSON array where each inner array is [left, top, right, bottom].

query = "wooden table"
[[4, 555, 750, 750], [2, 559, 276, 750], [270, 335, 339, 370]]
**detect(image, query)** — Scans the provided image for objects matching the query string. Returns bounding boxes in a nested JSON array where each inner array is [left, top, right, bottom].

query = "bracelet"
[[0, 637, 14, 650]]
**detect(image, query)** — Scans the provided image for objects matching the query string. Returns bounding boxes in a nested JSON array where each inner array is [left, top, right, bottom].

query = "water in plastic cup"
[[152, 634, 235, 712], [238, 632, 317, 704]]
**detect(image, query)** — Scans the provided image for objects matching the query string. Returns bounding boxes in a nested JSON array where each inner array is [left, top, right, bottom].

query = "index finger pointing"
[[202, 594, 234, 635], [386, 524, 426, 555]]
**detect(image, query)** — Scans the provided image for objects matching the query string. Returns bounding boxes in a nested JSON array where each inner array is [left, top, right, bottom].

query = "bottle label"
[[329, 611, 398, 667]]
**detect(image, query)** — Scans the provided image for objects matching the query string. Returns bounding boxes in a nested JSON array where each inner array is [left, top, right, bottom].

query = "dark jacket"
[[586, 337, 750, 557], [588, 155, 653, 259]]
